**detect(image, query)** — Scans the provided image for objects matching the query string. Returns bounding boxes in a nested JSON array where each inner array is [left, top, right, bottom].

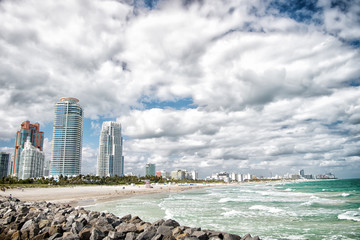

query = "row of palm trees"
[[0, 174, 209, 186]]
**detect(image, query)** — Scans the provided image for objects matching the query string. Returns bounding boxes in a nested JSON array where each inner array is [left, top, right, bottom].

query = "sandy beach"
[[0, 183, 218, 206]]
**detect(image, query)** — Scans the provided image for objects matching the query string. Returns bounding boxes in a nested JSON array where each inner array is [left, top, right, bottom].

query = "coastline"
[[0, 183, 224, 207]]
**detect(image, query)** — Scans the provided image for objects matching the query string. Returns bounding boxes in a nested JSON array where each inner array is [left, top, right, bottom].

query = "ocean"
[[86, 179, 360, 240]]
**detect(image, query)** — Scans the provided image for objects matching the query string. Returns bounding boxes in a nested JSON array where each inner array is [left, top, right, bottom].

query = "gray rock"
[[20, 219, 33, 231], [162, 219, 180, 228], [172, 227, 183, 237], [49, 225, 63, 236], [151, 234, 163, 240], [48, 233, 62, 240], [29, 223, 40, 238], [111, 219, 122, 228], [209, 237, 222, 240], [136, 226, 157, 240], [108, 230, 126, 239], [241, 234, 252, 240], [156, 226, 173, 236], [90, 228, 105, 240], [184, 237, 198, 240], [252, 236, 261, 240], [223, 233, 241, 240], [125, 231, 137, 240], [184, 228, 194, 235], [192, 231, 208, 240], [152, 219, 165, 227], [79, 227, 92, 240], [11, 230, 21, 240], [207, 231, 223, 239], [121, 214, 132, 222], [71, 221, 84, 234], [162, 235, 176, 240], [63, 232, 80, 240], [5, 215, 16, 224], [130, 216, 143, 224], [116, 223, 137, 233], [32, 231, 50, 240]]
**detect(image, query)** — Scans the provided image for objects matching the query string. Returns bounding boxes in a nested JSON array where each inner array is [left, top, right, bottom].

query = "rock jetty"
[[0, 196, 261, 240]]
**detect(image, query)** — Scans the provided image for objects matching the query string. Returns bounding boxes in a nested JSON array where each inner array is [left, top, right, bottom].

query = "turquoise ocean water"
[[86, 179, 360, 240]]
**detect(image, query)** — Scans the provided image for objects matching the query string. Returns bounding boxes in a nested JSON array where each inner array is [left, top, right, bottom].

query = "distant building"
[[291, 174, 301, 179], [97, 122, 123, 177], [244, 173, 252, 181], [317, 173, 336, 179], [50, 97, 83, 176], [0, 152, 10, 178], [156, 171, 162, 177], [160, 170, 170, 179], [190, 170, 198, 180], [12, 121, 44, 177], [19, 137, 45, 179], [146, 163, 156, 176], [170, 170, 186, 180], [212, 172, 230, 182], [299, 169, 305, 178]]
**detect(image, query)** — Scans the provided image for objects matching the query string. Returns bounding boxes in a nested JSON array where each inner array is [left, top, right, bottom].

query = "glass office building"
[[50, 97, 83, 176], [146, 163, 156, 176], [97, 122, 123, 177]]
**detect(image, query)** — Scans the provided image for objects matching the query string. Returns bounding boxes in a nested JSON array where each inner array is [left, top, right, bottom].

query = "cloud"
[[0, 0, 359, 178], [82, 145, 98, 175], [118, 87, 360, 177]]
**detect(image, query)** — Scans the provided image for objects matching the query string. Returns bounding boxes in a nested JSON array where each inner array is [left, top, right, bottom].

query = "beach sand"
[[0, 183, 218, 207]]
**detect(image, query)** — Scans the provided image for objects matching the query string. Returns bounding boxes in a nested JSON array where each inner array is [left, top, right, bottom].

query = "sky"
[[0, 0, 359, 179]]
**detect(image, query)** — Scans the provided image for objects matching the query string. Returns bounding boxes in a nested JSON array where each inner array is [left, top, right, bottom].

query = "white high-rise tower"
[[97, 122, 123, 177], [50, 97, 83, 176]]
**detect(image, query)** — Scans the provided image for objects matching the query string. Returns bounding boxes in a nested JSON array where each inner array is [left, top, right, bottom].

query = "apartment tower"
[[50, 97, 83, 176], [12, 121, 44, 177], [19, 137, 45, 179], [97, 122, 123, 177], [0, 152, 10, 178], [145, 163, 156, 176]]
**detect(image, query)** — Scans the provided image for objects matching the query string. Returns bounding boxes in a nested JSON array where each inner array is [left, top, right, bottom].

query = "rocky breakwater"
[[0, 196, 261, 240]]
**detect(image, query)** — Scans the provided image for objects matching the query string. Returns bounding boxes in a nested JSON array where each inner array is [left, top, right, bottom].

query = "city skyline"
[[0, 0, 359, 179]]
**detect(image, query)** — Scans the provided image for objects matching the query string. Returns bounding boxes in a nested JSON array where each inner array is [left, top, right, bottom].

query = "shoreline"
[[0, 178, 323, 207], [0, 183, 225, 207]]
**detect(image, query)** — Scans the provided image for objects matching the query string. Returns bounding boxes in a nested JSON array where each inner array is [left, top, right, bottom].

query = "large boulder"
[[156, 226, 173, 236], [223, 233, 241, 240], [162, 219, 180, 228], [116, 223, 137, 233], [90, 228, 105, 240], [135, 226, 157, 240]]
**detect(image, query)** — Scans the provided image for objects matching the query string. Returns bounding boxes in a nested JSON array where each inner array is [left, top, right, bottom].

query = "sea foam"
[[249, 205, 284, 214], [338, 211, 360, 222]]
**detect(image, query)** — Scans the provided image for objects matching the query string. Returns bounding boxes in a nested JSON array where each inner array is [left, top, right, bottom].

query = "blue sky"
[[0, 0, 359, 178]]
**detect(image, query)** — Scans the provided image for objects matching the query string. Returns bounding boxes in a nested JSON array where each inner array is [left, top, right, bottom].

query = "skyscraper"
[[12, 121, 44, 177], [19, 137, 45, 179], [97, 122, 123, 177], [145, 163, 155, 176], [50, 97, 83, 176], [0, 152, 10, 178]]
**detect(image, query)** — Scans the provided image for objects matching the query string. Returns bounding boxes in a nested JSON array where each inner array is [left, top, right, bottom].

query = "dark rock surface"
[[0, 196, 262, 240]]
